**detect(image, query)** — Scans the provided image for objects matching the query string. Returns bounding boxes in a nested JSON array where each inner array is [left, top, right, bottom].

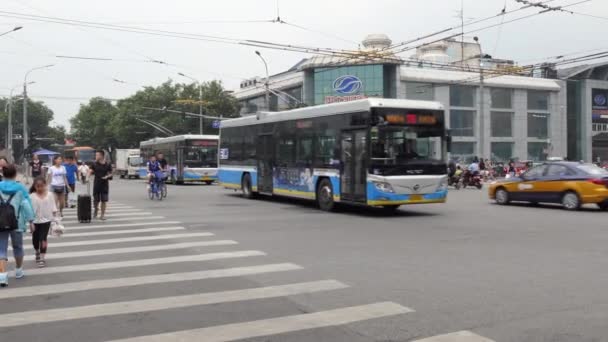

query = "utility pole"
[[23, 64, 54, 159], [177, 72, 204, 135], [255, 51, 270, 112], [479, 62, 485, 160]]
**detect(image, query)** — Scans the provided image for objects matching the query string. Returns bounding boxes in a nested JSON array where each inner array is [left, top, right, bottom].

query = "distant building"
[[234, 34, 567, 162], [559, 63, 608, 162]]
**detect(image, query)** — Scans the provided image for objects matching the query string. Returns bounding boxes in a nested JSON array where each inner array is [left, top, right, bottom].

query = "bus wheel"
[[316, 179, 335, 212], [241, 174, 254, 199], [204, 181, 213, 185]]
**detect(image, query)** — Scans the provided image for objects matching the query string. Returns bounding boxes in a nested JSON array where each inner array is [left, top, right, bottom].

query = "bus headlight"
[[373, 181, 394, 193], [436, 177, 448, 192]]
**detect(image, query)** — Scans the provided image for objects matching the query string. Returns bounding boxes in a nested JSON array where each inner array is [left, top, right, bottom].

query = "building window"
[[450, 85, 476, 107], [450, 142, 475, 161], [491, 111, 513, 137], [528, 90, 550, 110], [490, 88, 513, 109], [528, 113, 550, 139], [491, 142, 513, 162], [528, 142, 549, 161], [450, 110, 475, 137], [405, 82, 434, 101]]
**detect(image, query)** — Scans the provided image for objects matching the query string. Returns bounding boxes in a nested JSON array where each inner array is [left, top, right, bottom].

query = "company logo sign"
[[594, 93, 607, 107], [333, 75, 362, 95]]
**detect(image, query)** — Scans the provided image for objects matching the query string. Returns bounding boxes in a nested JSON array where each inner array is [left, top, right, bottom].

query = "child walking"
[[29, 177, 58, 268]]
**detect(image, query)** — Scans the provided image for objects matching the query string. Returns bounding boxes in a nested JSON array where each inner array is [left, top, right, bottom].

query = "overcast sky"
[[1, 0, 606, 129]]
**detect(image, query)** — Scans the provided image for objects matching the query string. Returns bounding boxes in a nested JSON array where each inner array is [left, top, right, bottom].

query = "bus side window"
[[296, 136, 313, 165]]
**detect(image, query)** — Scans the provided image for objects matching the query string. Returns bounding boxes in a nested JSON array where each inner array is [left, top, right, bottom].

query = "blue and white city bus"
[[219, 98, 450, 211], [140, 134, 219, 184]]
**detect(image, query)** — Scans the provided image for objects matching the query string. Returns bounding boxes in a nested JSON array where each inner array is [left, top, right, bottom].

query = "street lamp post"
[[177, 72, 203, 135], [255, 51, 270, 112], [23, 64, 54, 157], [5, 82, 34, 163], [0, 26, 22, 38]]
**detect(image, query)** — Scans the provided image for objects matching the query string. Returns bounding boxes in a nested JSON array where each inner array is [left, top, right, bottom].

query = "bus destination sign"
[[384, 113, 438, 125]]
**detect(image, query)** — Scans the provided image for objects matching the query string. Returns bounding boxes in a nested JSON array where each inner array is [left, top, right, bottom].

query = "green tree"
[[0, 97, 58, 159], [70, 79, 240, 149]]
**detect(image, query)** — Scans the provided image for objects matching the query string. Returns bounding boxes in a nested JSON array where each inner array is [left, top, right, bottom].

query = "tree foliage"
[[0, 97, 65, 158], [70, 80, 240, 149]]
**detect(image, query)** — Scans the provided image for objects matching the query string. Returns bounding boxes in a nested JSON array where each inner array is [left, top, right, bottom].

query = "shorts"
[[52, 185, 66, 194], [67, 183, 76, 192], [0, 230, 24, 260], [94, 191, 109, 203]]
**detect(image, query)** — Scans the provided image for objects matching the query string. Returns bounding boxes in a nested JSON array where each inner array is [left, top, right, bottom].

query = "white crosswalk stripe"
[[0, 280, 348, 329], [4, 202, 491, 342], [61, 216, 165, 223], [412, 331, 496, 342], [45, 240, 239, 259], [26, 250, 266, 275], [65, 221, 181, 230], [25, 226, 185, 238], [108, 302, 413, 342], [22, 232, 214, 249], [62, 212, 153, 218], [0, 263, 302, 300]]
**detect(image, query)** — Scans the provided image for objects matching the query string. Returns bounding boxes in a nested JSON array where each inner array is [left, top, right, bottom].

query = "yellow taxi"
[[488, 162, 608, 211]]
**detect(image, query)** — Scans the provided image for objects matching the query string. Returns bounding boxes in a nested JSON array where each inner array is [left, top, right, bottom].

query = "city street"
[[1, 180, 607, 341]]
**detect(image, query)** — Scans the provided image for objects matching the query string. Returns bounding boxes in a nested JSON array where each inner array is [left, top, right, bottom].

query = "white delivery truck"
[[115, 149, 143, 179]]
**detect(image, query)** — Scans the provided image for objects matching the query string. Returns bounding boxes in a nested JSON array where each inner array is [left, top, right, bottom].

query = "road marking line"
[[63, 212, 153, 219], [62, 216, 165, 223], [0, 263, 302, 300], [26, 250, 266, 276], [59, 221, 182, 230], [25, 226, 185, 239], [412, 331, 496, 342], [65, 205, 134, 210], [109, 302, 413, 342], [42, 240, 238, 259], [21, 232, 213, 249], [0, 280, 347, 329], [62, 209, 147, 216]]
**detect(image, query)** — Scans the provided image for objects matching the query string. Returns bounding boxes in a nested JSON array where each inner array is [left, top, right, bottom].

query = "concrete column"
[[513, 89, 528, 159]]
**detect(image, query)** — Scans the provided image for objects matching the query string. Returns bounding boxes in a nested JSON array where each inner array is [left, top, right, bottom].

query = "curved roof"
[[558, 62, 608, 80], [221, 98, 443, 128]]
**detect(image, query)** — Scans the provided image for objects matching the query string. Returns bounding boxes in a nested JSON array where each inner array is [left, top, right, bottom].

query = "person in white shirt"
[[78, 162, 90, 184], [47, 156, 70, 217], [29, 177, 58, 268]]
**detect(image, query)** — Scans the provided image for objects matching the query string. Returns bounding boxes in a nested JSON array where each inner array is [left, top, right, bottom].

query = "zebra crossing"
[[1, 201, 497, 342]]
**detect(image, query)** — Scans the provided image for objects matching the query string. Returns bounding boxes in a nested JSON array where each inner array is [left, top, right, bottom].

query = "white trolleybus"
[[219, 99, 450, 211], [140, 134, 219, 184]]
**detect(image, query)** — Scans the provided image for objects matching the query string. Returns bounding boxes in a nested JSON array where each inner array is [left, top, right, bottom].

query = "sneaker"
[[37, 260, 46, 268], [35, 252, 41, 262], [0, 272, 8, 287], [15, 268, 24, 279]]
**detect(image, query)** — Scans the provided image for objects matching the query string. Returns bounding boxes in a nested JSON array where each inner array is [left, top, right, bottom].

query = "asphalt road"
[[2, 179, 608, 342]]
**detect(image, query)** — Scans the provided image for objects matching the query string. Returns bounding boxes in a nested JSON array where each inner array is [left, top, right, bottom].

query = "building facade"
[[234, 34, 567, 162], [559, 63, 608, 163]]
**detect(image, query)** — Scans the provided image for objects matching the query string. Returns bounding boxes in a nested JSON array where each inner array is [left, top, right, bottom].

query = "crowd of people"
[[0, 150, 113, 287], [448, 157, 522, 186]]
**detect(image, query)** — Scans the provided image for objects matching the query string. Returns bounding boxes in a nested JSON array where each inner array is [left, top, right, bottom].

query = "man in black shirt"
[[156, 152, 168, 171], [89, 150, 112, 220]]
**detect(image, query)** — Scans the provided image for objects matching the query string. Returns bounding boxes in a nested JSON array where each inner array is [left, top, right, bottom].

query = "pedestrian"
[[29, 177, 57, 268], [0, 164, 34, 287], [47, 156, 70, 217], [78, 162, 89, 184], [30, 154, 43, 179], [89, 150, 112, 221], [63, 156, 78, 194], [508, 160, 516, 178]]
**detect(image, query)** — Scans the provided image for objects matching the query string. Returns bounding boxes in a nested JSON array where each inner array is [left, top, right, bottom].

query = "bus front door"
[[257, 135, 274, 194], [340, 130, 367, 203]]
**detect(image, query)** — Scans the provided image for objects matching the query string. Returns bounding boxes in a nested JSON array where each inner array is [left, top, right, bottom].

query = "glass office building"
[[234, 34, 567, 162]]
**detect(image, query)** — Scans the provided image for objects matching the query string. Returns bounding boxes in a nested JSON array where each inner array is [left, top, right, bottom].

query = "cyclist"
[[156, 152, 169, 197], [146, 155, 162, 191]]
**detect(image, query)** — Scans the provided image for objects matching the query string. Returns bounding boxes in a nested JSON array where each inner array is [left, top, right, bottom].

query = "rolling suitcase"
[[77, 182, 92, 223]]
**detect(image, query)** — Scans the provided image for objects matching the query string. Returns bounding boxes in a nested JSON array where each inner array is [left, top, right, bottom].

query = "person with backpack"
[[0, 165, 34, 287]]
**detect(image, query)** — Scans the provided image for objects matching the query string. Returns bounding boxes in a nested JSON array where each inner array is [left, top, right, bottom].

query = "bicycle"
[[161, 172, 168, 199], [148, 172, 165, 201]]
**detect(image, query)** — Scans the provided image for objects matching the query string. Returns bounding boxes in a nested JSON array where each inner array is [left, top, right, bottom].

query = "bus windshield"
[[78, 149, 96, 163], [185, 146, 218, 168], [371, 126, 443, 164]]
